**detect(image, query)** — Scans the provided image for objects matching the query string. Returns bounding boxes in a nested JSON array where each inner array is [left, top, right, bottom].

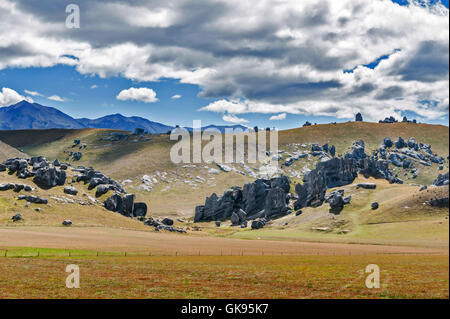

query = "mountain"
[[0, 100, 247, 134], [77, 114, 173, 134], [184, 124, 249, 133], [0, 101, 85, 130], [0, 101, 172, 134]]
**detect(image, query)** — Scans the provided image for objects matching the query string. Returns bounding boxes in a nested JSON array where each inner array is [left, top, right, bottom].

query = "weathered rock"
[[64, 186, 78, 196], [294, 183, 308, 210], [327, 191, 345, 214], [357, 183, 377, 189], [62, 220, 72, 226], [0, 183, 15, 191], [104, 194, 123, 212], [251, 219, 265, 229], [428, 197, 449, 208], [329, 145, 336, 157], [132, 202, 147, 217], [162, 218, 174, 226], [122, 194, 135, 217], [12, 213, 22, 222], [33, 167, 66, 189], [355, 112, 363, 122], [230, 209, 247, 226], [17, 195, 48, 204], [395, 137, 406, 149], [371, 202, 379, 210], [265, 187, 290, 218], [383, 137, 393, 148], [72, 152, 83, 161], [433, 172, 449, 187]]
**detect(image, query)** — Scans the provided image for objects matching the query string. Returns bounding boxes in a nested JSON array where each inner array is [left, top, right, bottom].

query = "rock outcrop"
[[433, 172, 449, 187], [194, 176, 291, 222]]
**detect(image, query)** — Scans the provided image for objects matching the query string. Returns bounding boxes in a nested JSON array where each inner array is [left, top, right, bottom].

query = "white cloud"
[[222, 113, 249, 124], [24, 89, 43, 96], [90, 85, 98, 89], [171, 94, 182, 99], [47, 95, 67, 102], [0, 87, 33, 106], [270, 113, 287, 121], [0, 0, 448, 121], [116, 87, 159, 103]]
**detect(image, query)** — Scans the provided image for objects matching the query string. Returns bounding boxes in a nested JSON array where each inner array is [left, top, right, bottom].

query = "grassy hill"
[[0, 140, 27, 162], [0, 122, 448, 215]]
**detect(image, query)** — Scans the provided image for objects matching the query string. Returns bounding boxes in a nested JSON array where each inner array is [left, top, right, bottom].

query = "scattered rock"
[[371, 202, 379, 210], [64, 186, 78, 196], [12, 213, 22, 222], [62, 220, 73, 226], [433, 172, 449, 187], [18, 195, 48, 204], [162, 218, 174, 226]]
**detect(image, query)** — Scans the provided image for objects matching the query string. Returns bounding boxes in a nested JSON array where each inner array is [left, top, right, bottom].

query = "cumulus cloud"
[[0, 87, 33, 106], [171, 94, 182, 99], [0, 0, 448, 121], [270, 113, 287, 121], [222, 113, 249, 124], [90, 85, 98, 89], [117, 87, 159, 103]]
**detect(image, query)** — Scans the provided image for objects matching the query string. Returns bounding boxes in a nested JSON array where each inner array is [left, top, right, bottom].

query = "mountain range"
[[0, 101, 247, 133]]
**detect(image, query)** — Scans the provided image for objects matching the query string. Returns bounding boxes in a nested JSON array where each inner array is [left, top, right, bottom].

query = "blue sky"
[[0, 0, 448, 129]]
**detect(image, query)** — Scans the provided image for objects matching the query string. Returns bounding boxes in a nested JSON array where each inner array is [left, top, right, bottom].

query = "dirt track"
[[0, 226, 447, 256]]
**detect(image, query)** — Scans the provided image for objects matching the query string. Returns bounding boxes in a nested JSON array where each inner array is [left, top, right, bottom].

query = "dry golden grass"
[[0, 254, 447, 298], [0, 140, 27, 162]]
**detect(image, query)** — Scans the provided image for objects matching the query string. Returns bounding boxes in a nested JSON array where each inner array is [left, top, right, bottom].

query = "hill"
[[0, 101, 173, 134], [0, 140, 27, 162], [77, 114, 173, 134]]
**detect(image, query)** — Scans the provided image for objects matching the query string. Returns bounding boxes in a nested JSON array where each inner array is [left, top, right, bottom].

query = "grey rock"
[[162, 218, 174, 226], [64, 186, 78, 196], [132, 202, 147, 218], [18, 195, 48, 204], [33, 167, 66, 189], [62, 220, 72, 226], [433, 172, 449, 187], [371, 202, 379, 210], [12, 213, 22, 222], [357, 183, 377, 189]]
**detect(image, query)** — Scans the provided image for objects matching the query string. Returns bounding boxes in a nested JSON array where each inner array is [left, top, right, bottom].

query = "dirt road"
[[0, 226, 447, 255]]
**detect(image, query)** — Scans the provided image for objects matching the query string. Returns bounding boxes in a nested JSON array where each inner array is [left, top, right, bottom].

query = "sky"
[[0, 0, 448, 129]]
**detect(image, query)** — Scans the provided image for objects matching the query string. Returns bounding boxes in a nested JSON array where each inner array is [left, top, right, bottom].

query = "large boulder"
[[294, 183, 308, 210], [230, 209, 247, 226], [327, 191, 345, 214], [18, 195, 48, 204], [383, 137, 393, 148], [265, 187, 290, 218], [104, 194, 123, 212], [33, 167, 66, 189], [242, 180, 270, 217], [355, 112, 363, 122], [132, 202, 147, 217], [395, 137, 406, 149], [12, 214, 23, 222], [162, 218, 174, 226], [64, 186, 78, 196]]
